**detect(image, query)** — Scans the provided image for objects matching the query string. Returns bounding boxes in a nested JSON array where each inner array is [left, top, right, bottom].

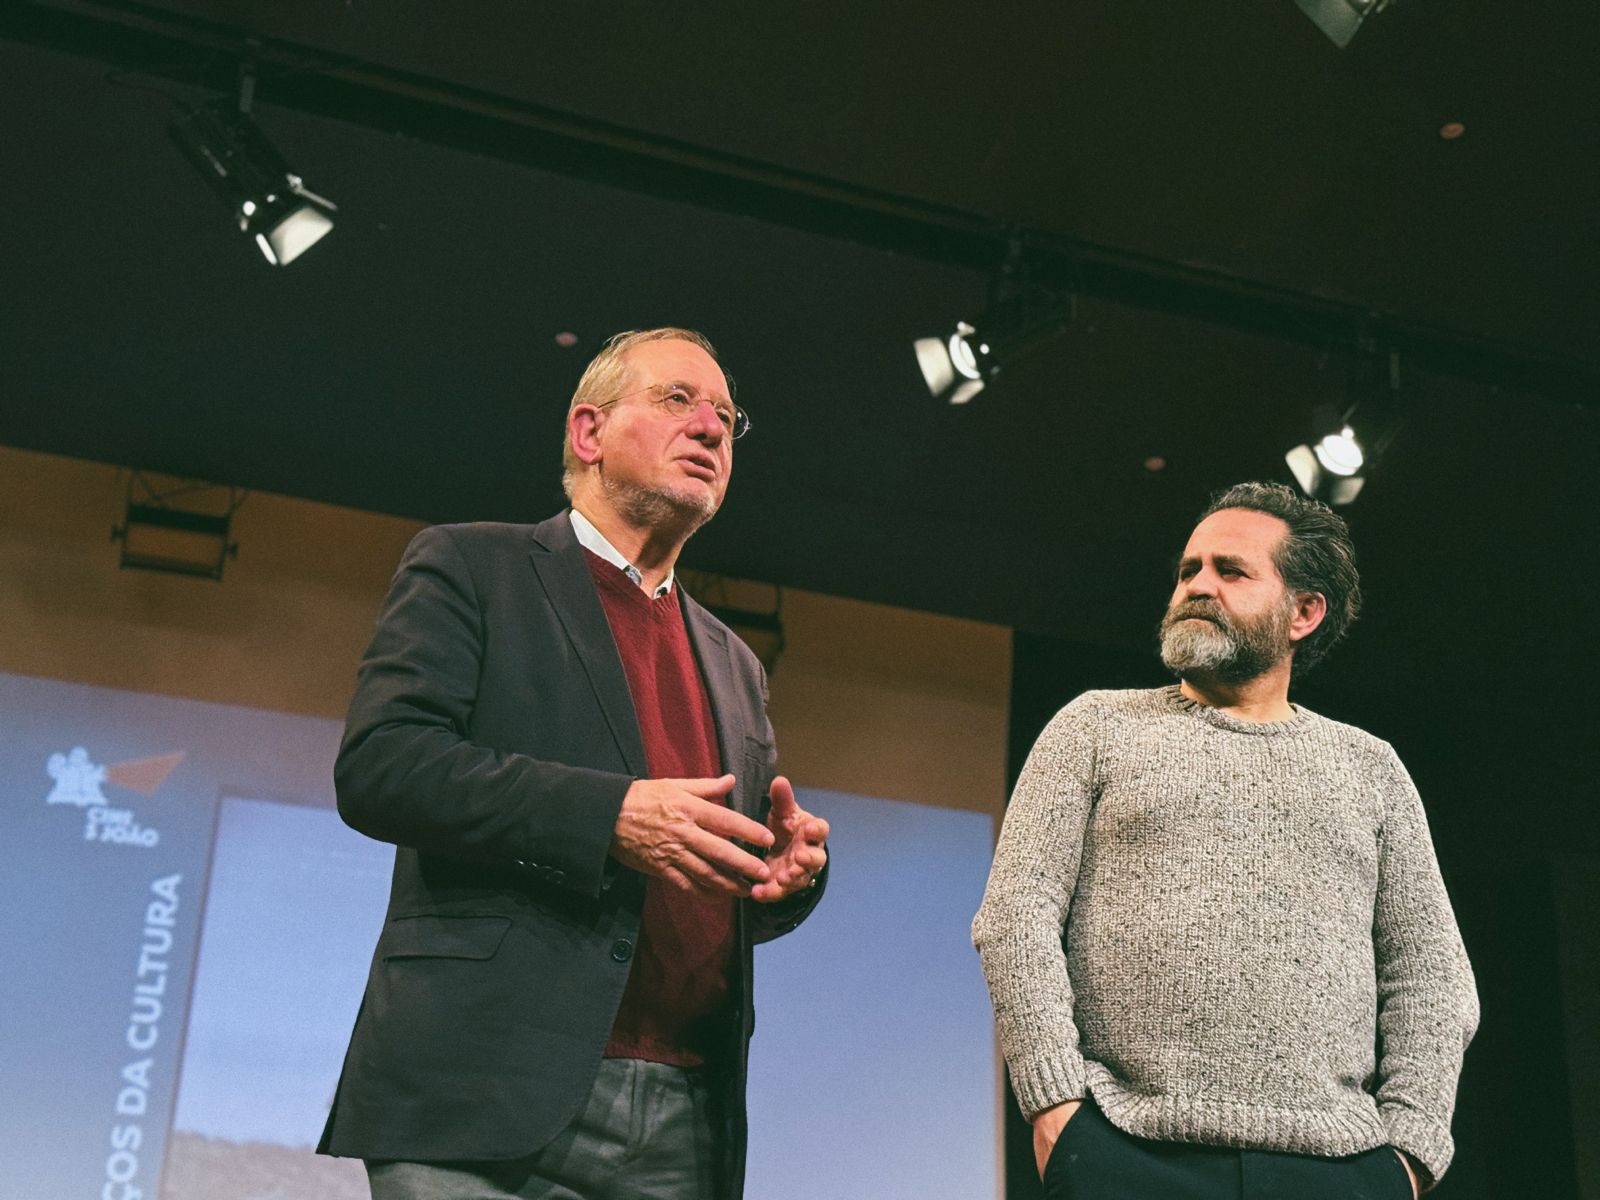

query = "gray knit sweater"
[[972, 686, 1478, 1183]]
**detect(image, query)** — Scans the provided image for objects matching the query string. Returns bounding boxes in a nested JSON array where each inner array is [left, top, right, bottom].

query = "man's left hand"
[[750, 775, 828, 903]]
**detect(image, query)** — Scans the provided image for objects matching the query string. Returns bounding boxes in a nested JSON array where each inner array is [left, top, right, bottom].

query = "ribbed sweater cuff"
[[1011, 1056, 1087, 1121], [1381, 1104, 1455, 1186]]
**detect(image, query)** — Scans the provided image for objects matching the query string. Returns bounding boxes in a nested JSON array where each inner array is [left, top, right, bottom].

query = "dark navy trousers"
[[1042, 1100, 1415, 1200]]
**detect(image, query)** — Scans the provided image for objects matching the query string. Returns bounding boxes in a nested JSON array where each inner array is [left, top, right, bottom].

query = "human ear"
[[1289, 592, 1328, 644], [569, 406, 605, 467]]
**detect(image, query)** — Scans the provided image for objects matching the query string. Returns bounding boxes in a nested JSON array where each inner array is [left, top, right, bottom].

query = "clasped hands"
[[611, 773, 828, 902]]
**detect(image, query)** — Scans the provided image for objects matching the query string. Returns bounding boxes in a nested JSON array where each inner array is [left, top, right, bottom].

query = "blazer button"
[[610, 938, 634, 963]]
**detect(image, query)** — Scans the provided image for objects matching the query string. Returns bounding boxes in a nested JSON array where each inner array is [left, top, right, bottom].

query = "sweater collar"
[[1161, 683, 1317, 736]]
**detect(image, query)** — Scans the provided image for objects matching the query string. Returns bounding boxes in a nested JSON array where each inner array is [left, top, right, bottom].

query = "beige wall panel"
[[1, 445, 1011, 817], [769, 591, 1011, 818], [0, 447, 420, 718]]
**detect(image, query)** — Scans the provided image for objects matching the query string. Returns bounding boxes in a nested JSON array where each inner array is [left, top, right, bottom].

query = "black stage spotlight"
[[170, 98, 336, 266], [1295, 0, 1396, 48], [1286, 350, 1405, 505], [915, 293, 1071, 405], [1285, 422, 1370, 506]]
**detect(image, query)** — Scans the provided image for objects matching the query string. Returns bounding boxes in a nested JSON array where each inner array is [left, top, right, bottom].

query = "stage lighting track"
[[6, 0, 1597, 409]]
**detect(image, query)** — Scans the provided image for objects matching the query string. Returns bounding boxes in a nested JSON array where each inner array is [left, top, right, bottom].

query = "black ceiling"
[[2, 0, 1596, 680]]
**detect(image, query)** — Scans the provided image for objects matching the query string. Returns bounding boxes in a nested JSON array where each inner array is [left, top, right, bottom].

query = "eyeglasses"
[[595, 383, 751, 440]]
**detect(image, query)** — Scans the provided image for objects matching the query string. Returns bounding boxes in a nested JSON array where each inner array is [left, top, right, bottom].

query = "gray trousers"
[[366, 1058, 719, 1200]]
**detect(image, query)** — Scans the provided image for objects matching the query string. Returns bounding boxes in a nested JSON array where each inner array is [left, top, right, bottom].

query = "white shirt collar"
[[568, 509, 674, 598]]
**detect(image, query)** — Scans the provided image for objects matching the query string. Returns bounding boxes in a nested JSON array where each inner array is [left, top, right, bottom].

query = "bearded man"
[[320, 328, 830, 1200], [973, 481, 1477, 1200]]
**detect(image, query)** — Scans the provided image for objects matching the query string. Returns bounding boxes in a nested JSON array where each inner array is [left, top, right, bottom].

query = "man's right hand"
[[1032, 1099, 1083, 1179], [611, 775, 775, 896]]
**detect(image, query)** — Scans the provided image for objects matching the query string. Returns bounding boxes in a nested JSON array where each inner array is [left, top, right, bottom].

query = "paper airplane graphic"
[[104, 751, 187, 795]]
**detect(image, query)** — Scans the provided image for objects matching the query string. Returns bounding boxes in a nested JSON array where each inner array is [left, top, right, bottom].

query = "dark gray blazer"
[[318, 512, 825, 1197]]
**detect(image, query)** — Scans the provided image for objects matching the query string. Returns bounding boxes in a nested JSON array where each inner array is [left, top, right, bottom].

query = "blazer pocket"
[[380, 914, 512, 961]]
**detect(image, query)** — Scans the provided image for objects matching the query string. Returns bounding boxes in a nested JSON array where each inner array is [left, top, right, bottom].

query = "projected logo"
[[45, 745, 184, 847]]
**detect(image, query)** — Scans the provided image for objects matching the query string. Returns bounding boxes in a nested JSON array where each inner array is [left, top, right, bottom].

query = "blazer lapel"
[[527, 513, 648, 778], [680, 591, 758, 818]]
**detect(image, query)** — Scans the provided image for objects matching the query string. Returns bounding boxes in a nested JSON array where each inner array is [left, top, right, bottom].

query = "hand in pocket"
[[1032, 1099, 1084, 1179], [1394, 1149, 1421, 1199]]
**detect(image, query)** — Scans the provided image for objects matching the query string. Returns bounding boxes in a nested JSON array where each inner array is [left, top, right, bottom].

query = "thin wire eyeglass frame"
[[593, 383, 750, 440]]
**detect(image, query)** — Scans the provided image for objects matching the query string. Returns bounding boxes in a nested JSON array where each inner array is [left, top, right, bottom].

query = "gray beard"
[[599, 472, 717, 536], [1159, 597, 1294, 685]]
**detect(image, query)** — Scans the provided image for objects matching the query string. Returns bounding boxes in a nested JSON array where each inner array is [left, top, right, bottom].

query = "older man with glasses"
[[320, 328, 830, 1200]]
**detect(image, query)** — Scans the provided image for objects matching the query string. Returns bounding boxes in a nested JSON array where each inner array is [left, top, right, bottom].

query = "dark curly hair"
[[1199, 481, 1362, 675]]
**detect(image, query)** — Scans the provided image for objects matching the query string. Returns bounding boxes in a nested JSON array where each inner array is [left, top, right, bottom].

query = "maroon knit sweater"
[[585, 551, 735, 1067]]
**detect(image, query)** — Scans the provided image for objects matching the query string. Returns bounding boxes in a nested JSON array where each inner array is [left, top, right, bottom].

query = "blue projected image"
[[0, 672, 350, 1200], [161, 797, 392, 1198], [747, 788, 999, 1200], [171, 797, 393, 1148], [1, 671, 999, 1200]]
